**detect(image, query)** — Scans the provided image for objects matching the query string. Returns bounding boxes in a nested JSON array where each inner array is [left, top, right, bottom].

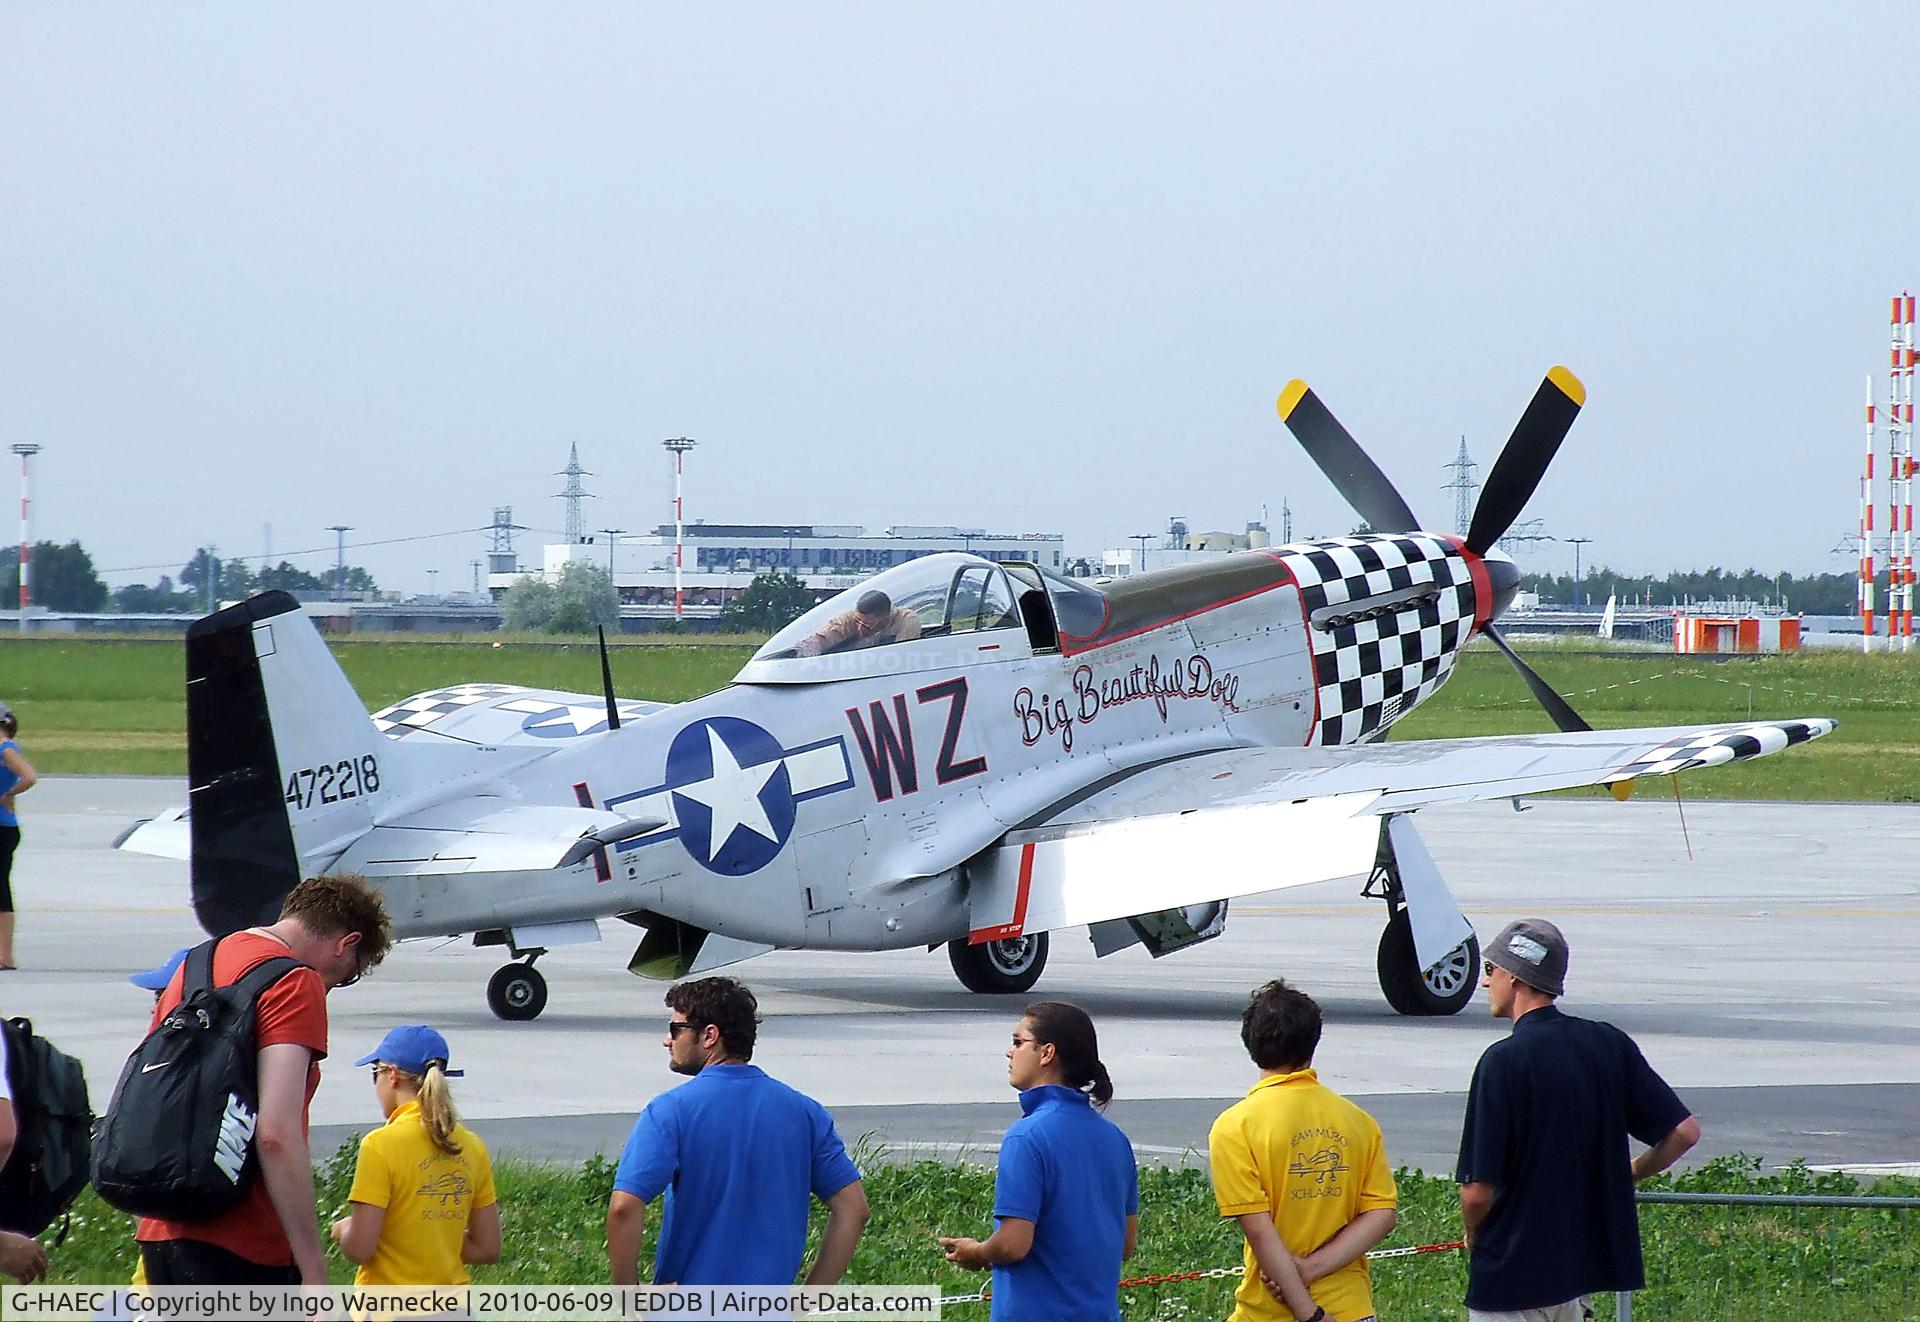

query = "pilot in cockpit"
[[794, 589, 923, 656]]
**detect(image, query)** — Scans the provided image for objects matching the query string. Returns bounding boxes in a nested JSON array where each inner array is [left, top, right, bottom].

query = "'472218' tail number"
[[284, 755, 381, 811]]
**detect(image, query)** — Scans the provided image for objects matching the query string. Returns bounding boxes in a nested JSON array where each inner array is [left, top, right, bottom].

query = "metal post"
[[9, 444, 40, 632], [1894, 293, 1916, 649], [1863, 374, 1877, 651], [663, 439, 697, 619], [1131, 533, 1152, 574], [328, 525, 352, 600], [1567, 537, 1593, 608], [1617, 1289, 1633, 1320], [597, 527, 625, 578]]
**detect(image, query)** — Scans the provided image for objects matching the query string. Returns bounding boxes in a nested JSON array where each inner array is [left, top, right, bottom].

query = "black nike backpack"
[[90, 939, 306, 1220], [0, 1016, 93, 1236]]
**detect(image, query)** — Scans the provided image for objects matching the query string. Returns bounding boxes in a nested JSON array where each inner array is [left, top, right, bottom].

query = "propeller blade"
[[1466, 366, 1586, 555], [1481, 623, 1591, 734], [1277, 380, 1420, 534]]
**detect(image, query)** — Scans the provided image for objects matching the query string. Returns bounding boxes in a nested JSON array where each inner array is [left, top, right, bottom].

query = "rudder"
[[186, 592, 385, 934]]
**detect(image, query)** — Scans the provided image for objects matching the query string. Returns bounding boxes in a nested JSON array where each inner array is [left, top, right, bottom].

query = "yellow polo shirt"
[[1208, 1069, 1397, 1322], [347, 1101, 497, 1286]]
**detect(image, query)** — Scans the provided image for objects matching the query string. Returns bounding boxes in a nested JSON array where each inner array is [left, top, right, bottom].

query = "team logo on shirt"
[[1288, 1146, 1349, 1188], [417, 1171, 471, 1206]]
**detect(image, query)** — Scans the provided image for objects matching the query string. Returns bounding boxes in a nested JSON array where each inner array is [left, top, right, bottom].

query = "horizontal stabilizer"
[[331, 800, 667, 877], [116, 808, 191, 861]]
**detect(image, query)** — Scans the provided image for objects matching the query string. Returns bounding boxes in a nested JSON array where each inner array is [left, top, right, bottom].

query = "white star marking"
[[672, 726, 781, 856], [501, 699, 640, 735]]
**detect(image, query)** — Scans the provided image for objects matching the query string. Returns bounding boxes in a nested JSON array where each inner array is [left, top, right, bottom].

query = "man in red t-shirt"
[[137, 875, 393, 1286]]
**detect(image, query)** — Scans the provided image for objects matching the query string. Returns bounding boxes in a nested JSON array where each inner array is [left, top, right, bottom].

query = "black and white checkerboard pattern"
[[1276, 535, 1480, 746], [1600, 719, 1837, 782], [370, 683, 529, 738]]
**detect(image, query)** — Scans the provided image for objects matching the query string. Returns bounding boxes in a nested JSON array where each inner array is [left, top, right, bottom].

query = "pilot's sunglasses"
[[668, 1021, 696, 1037]]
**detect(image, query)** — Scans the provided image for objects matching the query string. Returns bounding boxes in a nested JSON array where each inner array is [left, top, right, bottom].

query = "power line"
[[99, 525, 490, 576]]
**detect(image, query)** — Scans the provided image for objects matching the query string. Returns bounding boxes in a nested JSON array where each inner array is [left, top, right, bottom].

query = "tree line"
[[1, 543, 379, 613], [1519, 566, 1865, 615]]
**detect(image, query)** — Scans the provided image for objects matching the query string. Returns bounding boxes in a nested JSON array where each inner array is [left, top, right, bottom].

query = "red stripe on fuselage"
[[968, 840, 1036, 943]]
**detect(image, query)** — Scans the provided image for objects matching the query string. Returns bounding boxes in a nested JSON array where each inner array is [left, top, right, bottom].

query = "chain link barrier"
[[936, 1239, 1464, 1305]]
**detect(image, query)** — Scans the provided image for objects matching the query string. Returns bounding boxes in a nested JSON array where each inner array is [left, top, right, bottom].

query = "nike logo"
[[141, 1062, 170, 1073]]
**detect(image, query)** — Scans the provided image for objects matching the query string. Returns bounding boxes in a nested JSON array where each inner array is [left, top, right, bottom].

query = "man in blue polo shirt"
[[1457, 919, 1701, 1321], [607, 977, 869, 1287]]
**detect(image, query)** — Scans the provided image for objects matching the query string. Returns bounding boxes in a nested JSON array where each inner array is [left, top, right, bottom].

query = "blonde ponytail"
[[397, 1061, 464, 1155]]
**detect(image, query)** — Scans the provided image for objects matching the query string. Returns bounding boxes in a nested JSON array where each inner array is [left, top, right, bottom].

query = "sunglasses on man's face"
[[337, 938, 370, 988], [668, 1021, 697, 1038]]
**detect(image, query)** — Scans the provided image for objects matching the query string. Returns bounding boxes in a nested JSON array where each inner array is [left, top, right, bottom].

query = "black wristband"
[[1299, 1309, 1326, 1322]]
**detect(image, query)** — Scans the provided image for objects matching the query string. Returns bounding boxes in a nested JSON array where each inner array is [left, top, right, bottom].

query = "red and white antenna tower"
[[1862, 376, 1877, 651], [662, 437, 697, 620], [1891, 293, 1917, 650], [9, 444, 39, 634]]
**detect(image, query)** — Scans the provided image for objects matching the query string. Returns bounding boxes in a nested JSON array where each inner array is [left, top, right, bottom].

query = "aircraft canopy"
[[753, 553, 1023, 663]]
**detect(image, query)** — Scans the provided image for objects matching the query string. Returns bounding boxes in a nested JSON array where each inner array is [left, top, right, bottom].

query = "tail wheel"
[[487, 962, 549, 1021], [1377, 910, 1478, 1016], [947, 932, 1049, 994]]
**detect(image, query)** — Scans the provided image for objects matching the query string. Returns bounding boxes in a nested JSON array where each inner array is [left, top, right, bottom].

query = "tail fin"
[[186, 592, 476, 934]]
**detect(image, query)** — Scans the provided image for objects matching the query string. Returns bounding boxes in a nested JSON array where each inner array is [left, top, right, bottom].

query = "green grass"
[[38, 1149, 1920, 1316], [0, 637, 753, 776], [2, 636, 1916, 800], [1394, 641, 1920, 802]]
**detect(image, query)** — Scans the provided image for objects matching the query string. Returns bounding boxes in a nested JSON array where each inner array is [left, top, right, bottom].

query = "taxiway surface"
[[9, 777, 1917, 1175]]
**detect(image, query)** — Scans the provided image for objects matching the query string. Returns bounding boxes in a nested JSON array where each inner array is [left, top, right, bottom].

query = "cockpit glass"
[[947, 566, 1019, 635], [1037, 567, 1109, 638], [754, 553, 995, 661]]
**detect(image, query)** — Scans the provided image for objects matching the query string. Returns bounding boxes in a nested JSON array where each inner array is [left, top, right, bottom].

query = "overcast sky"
[[3, 4, 1913, 593]]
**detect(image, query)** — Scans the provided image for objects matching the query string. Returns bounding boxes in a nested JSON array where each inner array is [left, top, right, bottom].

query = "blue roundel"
[[665, 717, 797, 876]]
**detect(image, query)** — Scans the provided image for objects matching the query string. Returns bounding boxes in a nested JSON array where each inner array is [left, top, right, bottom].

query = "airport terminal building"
[[496, 522, 1066, 619]]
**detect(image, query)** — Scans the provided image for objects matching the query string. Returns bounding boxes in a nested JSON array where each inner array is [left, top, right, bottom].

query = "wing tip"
[[1276, 379, 1311, 421], [1547, 365, 1587, 408]]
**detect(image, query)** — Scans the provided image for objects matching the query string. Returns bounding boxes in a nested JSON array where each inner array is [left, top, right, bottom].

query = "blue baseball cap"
[[355, 1024, 464, 1077], [130, 947, 192, 992]]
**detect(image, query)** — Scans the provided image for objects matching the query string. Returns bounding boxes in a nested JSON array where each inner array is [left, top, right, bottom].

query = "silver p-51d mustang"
[[121, 368, 1833, 1020]]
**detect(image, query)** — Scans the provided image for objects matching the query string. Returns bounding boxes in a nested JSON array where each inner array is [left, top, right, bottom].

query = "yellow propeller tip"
[[1548, 365, 1587, 408], [1277, 380, 1311, 420]]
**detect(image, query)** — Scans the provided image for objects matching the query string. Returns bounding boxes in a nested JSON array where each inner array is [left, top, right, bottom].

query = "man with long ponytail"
[[938, 1001, 1139, 1321]]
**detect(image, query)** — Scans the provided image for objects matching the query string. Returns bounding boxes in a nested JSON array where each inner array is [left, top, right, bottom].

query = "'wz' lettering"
[[845, 678, 989, 802]]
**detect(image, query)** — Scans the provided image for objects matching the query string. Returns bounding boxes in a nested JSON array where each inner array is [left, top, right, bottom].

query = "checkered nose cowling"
[[1277, 535, 1481, 746]]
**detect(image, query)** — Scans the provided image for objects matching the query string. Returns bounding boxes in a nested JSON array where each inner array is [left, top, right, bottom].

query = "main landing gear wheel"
[[1377, 910, 1478, 1017], [487, 962, 549, 1021], [947, 932, 1050, 994]]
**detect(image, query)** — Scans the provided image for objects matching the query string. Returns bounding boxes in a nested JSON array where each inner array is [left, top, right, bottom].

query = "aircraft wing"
[[965, 718, 1833, 942], [369, 684, 673, 747]]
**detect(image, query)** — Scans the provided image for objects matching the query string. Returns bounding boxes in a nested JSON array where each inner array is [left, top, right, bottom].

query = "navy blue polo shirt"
[[1455, 1005, 1691, 1311], [614, 1064, 861, 1286], [990, 1085, 1140, 1322]]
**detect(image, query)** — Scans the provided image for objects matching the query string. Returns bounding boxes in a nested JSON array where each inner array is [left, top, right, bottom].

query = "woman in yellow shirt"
[[330, 1025, 501, 1285]]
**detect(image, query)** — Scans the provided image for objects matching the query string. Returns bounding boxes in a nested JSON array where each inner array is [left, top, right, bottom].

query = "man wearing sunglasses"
[[1456, 919, 1701, 1322], [607, 976, 870, 1292], [137, 874, 392, 1287]]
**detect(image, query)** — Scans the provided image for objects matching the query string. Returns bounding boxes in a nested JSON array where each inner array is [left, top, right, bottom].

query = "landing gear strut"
[[948, 932, 1049, 994], [487, 957, 549, 1022], [1364, 829, 1478, 1016]]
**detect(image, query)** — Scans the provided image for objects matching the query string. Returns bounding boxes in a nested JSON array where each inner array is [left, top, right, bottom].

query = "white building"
[[495, 522, 1065, 617]]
